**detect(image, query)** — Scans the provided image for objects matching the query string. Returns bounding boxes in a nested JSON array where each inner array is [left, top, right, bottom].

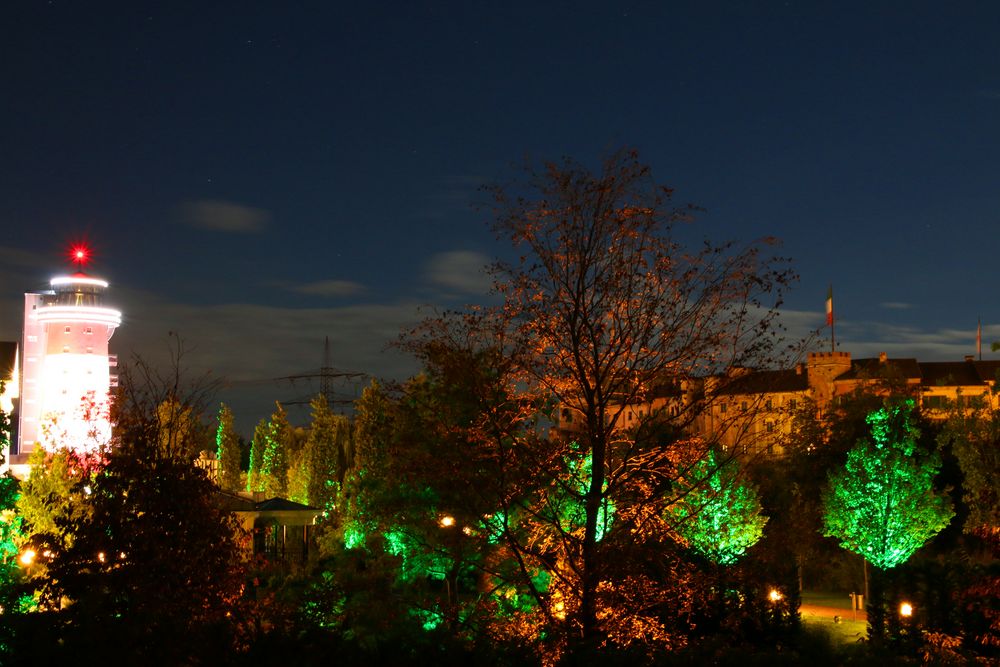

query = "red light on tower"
[[69, 244, 90, 271]]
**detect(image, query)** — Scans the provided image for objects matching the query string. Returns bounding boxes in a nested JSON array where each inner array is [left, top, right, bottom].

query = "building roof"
[[918, 360, 1000, 387], [835, 357, 922, 382], [215, 490, 320, 514], [715, 367, 810, 395]]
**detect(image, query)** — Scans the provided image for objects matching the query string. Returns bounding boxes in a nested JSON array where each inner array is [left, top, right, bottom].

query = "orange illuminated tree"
[[405, 149, 794, 655]]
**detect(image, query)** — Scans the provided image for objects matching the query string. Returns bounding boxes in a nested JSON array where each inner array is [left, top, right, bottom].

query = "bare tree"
[[405, 149, 794, 653]]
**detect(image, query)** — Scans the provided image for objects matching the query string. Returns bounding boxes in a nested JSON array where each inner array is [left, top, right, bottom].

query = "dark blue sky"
[[3, 2, 999, 432]]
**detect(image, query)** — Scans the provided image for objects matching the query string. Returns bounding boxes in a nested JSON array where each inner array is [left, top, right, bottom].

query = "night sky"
[[3, 2, 999, 433]]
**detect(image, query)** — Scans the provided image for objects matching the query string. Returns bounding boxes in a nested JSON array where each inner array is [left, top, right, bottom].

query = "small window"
[[86, 347, 93, 354], [561, 408, 572, 423], [64, 326, 71, 334], [720, 403, 727, 414], [788, 399, 797, 410], [924, 395, 947, 410], [740, 401, 748, 412], [27, 335, 37, 343], [62, 345, 70, 353], [765, 398, 773, 409], [84, 327, 93, 335], [765, 421, 775, 433]]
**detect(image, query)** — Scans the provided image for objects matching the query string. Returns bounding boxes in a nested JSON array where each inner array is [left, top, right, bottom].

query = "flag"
[[826, 286, 833, 327]]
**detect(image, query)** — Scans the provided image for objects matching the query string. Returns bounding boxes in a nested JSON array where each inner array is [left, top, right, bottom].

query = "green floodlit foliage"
[[552, 447, 615, 542], [823, 401, 954, 570], [215, 404, 242, 492], [262, 403, 292, 498], [666, 449, 767, 565], [246, 418, 268, 493]]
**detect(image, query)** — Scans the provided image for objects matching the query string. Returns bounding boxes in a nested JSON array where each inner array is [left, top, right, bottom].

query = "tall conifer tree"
[[246, 418, 268, 493], [262, 402, 291, 498], [215, 404, 242, 492]]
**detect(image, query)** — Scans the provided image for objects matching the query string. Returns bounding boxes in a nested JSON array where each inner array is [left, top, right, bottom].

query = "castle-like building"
[[559, 350, 1000, 458]]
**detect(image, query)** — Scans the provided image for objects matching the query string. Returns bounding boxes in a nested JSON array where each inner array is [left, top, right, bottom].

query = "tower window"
[[85, 327, 93, 335], [86, 346, 93, 354], [63, 345, 70, 353], [64, 326, 71, 334]]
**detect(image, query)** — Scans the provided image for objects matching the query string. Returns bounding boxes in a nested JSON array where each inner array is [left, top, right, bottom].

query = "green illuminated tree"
[[0, 400, 28, 616], [262, 402, 292, 498], [290, 395, 344, 510], [667, 448, 767, 566], [823, 401, 954, 571], [247, 417, 268, 493], [215, 403, 242, 492]]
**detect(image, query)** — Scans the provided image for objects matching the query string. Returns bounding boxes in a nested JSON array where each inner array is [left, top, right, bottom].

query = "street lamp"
[[899, 601, 913, 618], [768, 588, 783, 603]]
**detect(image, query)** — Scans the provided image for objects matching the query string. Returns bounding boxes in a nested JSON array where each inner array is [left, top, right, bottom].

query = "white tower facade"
[[16, 273, 121, 462]]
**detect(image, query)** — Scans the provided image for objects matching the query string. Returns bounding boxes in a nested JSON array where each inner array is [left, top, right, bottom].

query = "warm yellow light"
[[439, 515, 455, 528], [97, 551, 106, 563], [19, 549, 36, 566], [900, 602, 913, 617], [768, 588, 783, 602]]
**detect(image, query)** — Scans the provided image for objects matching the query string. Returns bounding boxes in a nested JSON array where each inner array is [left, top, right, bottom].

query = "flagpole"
[[978, 317, 982, 361]]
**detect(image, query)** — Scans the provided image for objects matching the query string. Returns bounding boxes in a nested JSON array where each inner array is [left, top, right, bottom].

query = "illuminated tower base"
[[14, 273, 121, 469]]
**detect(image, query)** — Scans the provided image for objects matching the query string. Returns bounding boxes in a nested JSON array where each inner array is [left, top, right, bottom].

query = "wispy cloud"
[[289, 279, 366, 297], [880, 302, 912, 310], [178, 199, 271, 233], [110, 286, 425, 432], [977, 89, 1000, 100], [424, 250, 492, 295]]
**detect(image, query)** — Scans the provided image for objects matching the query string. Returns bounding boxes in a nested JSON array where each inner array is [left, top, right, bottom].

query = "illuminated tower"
[[15, 252, 121, 465]]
